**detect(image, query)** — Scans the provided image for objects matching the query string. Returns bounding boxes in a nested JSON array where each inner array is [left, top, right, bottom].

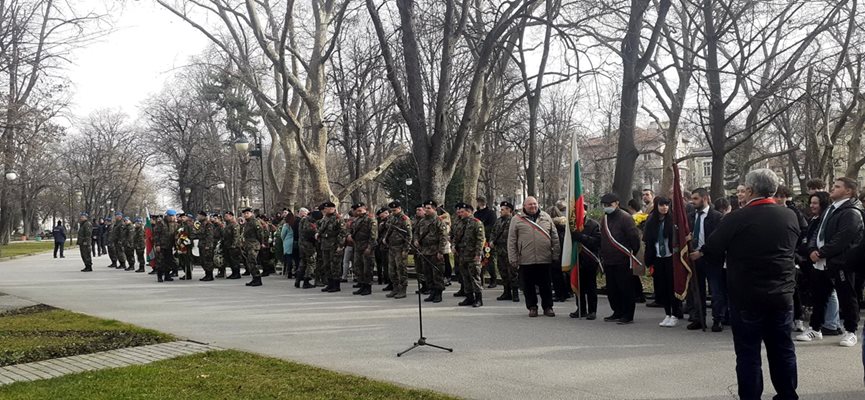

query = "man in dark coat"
[[52, 220, 67, 258], [474, 196, 497, 288], [570, 207, 601, 320], [692, 168, 800, 400], [598, 193, 641, 324]]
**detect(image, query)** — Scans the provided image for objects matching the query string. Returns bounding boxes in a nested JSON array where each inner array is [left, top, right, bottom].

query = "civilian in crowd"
[[691, 168, 800, 400], [474, 196, 498, 288], [713, 197, 731, 215], [644, 197, 681, 327], [570, 205, 601, 320], [806, 178, 826, 195], [508, 196, 559, 317], [598, 193, 641, 325], [641, 188, 655, 213], [688, 188, 727, 332], [52, 220, 67, 258]]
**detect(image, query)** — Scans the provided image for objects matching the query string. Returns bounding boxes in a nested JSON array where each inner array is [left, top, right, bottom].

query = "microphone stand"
[[386, 219, 454, 357]]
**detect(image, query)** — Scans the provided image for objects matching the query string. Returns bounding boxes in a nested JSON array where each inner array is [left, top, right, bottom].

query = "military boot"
[[135, 264, 145, 273], [302, 278, 314, 289], [157, 272, 164, 283], [200, 271, 214, 282], [458, 293, 475, 306], [512, 287, 520, 302], [382, 283, 393, 291], [473, 292, 483, 308], [80, 266, 92, 272], [163, 272, 173, 282], [226, 267, 241, 279], [215, 269, 226, 278], [431, 290, 443, 303], [393, 287, 407, 299], [125, 265, 135, 271], [453, 288, 466, 297], [419, 282, 430, 295], [352, 284, 365, 295], [321, 280, 333, 292], [359, 284, 372, 296], [245, 276, 262, 287], [294, 277, 302, 288], [423, 291, 436, 302], [327, 280, 341, 293], [497, 286, 512, 301], [148, 269, 157, 275]]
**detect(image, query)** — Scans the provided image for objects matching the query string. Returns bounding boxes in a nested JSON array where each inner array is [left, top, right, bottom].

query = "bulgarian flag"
[[145, 209, 155, 269], [563, 132, 585, 296], [672, 164, 693, 300]]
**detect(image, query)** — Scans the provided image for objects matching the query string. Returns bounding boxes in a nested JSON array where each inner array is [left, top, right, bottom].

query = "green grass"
[[0, 305, 174, 366], [0, 350, 460, 400], [0, 241, 72, 258]]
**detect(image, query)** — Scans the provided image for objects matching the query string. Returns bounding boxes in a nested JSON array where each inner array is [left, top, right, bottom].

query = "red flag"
[[672, 164, 693, 300]]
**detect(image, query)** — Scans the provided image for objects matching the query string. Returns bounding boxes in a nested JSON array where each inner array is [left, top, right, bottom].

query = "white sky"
[[66, 2, 208, 121]]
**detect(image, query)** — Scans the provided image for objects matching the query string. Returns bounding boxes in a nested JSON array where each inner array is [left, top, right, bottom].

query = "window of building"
[[703, 161, 712, 177], [642, 153, 651, 161]]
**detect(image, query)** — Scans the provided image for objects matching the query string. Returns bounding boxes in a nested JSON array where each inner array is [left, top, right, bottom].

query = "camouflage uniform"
[[105, 222, 116, 267], [412, 215, 426, 288], [350, 213, 377, 289], [317, 214, 346, 284], [222, 219, 243, 278], [298, 216, 318, 281], [123, 221, 136, 270], [416, 213, 448, 297], [156, 218, 179, 281], [491, 215, 518, 299], [176, 220, 194, 279], [196, 219, 216, 278], [78, 219, 93, 270], [110, 219, 126, 269], [453, 215, 485, 298], [133, 223, 146, 271], [242, 216, 268, 278], [384, 211, 412, 297]]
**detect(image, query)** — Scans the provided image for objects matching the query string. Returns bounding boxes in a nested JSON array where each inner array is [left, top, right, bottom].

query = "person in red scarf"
[[690, 168, 800, 400]]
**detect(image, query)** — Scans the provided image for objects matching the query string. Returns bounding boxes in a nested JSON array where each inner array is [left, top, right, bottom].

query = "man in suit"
[[688, 187, 727, 332]]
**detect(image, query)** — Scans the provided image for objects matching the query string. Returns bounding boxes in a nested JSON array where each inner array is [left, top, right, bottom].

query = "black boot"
[[148, 269, 157, 275], [321, 279, 333, 292], [453, 288, 466, 297], [473, 292, 483, 307], [157, 272, 164, 283], [227, 267, 241, 279], [80, 266, 92, 272], [245, 276, 262, 286], [497, 286, 512, 301], [419, 282, 429, 295], [216, 269, 225, 278], [200, 271, 214, 282], [352, 284, 365, 295], [327, 279, 341, 292], [135, 265, 145, 273], [458, 293, 475, 306], [424, 291, 436, 302], [512, 288, 520, 302], [382, 283, 393, 291], [302, 278, 314, 289], [125, 265, 135, 271], [163, 272, 173, 282], [353, 282, 362, 288], [360, 284, 372, 296], [432, 289, 443, 303], [242, 269, 250, 276], [294, 277, 302, 288]]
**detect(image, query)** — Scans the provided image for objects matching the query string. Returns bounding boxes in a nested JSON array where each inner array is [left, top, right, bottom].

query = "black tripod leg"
[[423, 342, 453, 352], [397, 343, 422, 357]]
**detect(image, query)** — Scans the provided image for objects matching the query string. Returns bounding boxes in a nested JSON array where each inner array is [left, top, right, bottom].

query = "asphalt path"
[[1, 253, 863, 399]]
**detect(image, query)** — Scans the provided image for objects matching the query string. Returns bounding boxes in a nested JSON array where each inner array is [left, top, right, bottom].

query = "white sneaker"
[[793, 320, 805, 332], [667, 316, 678, 327], [660, 316, 671, 327], [839, 332, 858, 347], [795, 328, 823, 342]]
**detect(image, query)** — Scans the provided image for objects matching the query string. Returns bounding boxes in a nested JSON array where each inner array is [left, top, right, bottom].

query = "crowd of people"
[[68, 169, 865, 399]]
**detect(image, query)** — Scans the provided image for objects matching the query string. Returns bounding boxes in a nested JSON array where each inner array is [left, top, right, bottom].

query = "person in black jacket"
[[474, 196, 497, 287], [569, 207, 601, 320], [687, 188, 727, 332], [643, 197, 682, 327], [599, 193, 642, 325], [692, 168, 800, 400], [52, 221, 67, 258], [797, 177, 864, 348]]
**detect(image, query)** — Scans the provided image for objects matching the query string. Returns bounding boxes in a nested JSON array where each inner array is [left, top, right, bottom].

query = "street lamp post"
[[234, 134, 267, 214]]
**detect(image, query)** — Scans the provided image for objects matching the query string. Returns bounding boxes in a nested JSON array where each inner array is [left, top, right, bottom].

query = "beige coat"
[[507, 210, 560, 266]]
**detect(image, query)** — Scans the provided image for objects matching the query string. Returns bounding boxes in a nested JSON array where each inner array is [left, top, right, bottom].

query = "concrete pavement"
[[1, 253, 863, 399]]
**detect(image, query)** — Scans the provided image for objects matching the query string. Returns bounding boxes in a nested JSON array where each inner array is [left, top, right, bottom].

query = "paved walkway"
[[0, 341, 220, 386], [1, 253, 863, 399]]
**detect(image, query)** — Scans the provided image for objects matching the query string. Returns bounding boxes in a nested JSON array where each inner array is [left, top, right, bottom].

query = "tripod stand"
[[387, 220, 453, 357]]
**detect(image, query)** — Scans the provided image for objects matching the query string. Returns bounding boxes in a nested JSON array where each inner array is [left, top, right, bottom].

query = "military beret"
[[80, 212, 89, 217], [241, 208, 253, 213], [223, 211, 234, 216], [322, 201, 336, 208], [376, 208, 388, 215], [415, 203, 424, 209], [500, 201, 514, 210], [165, 209, 177, 216], [422, 200, 438, 207], [134, 217, 142, 223], [351, 202, 365, 210], [123, 216, 131, 221], [455, 202, 474, 211], [198, 211, 207, 217], [114, 211, 123, 217], [388, 201, 401, 209], [600, 193, 620, 204]]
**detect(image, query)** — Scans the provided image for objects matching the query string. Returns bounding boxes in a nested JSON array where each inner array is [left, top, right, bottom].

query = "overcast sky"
[[66, 2, 207, 122]]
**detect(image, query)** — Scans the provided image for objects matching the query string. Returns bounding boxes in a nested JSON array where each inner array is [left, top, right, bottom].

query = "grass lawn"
[[0, 305, 174, 366], [0, 350, 459, 400], [0, 241, 72, 258]]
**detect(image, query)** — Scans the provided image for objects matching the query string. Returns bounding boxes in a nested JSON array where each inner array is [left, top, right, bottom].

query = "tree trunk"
[[703, 0, 726, 198]]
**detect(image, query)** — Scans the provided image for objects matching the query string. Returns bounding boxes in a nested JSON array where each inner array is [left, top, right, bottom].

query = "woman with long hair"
[[643, 196, 682, 327], [281, 211, 297, 278]]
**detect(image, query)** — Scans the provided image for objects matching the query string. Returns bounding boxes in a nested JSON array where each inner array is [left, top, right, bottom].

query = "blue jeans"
[[730, 306, 798, 400], [823, 290, 840, 330]]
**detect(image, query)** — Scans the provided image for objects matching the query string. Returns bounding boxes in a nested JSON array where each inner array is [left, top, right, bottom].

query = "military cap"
[[376, 207, 388, 215], [134, 217, 142, 223], [197, 211, 207, 217], [600, 193, 620, 204], [388, 201, 401, 209], [114, 211, 123, 217], [351, 202, 365, 210], [223, 211, 234, 216], [80, 212, 89, 217], [500, 201, 515, 210], [455, 202, 474, 211], [123, 216, 131, 221], [422, 200, 438, 207], [165, 209, 177, 216], [241, 208, 253, 213], [321, 201, 336, 208]]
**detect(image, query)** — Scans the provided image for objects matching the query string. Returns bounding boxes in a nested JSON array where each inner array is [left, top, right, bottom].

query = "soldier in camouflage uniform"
[[491, 201, 518, 302], [155, 210, 178, 282], [105, 218, 117, 268], [452, 202, 485, 307], [212, 215, 226, 278], [123, 217, 136, 271], [195, 211, 217, 281], [222, 211, 243, 279], [176, 213, 194, 280], [297, 209, 319, 289], [259, 216, 276, 277], [316, 201, 346, 293], [384, 201, 412, 299], [78, 213, 93, 272], [149, 215, 163, 275], [241, 208, 268, 287], [109, 213, 127, 270], [349, 202, 377, 296], [412, 204, 428, 294], [133, 218, 146, 273], [415, 200, 448, 303]]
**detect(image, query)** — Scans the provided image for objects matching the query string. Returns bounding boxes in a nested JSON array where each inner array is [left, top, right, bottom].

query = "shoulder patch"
[[401, 215, 409, 221]]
